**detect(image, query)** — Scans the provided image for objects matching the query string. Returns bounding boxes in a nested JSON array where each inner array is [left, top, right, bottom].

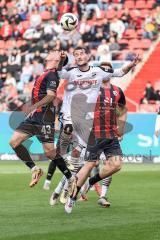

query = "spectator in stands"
[[155, 90, 160, 102], [32, 58, 44, 79], [8, 48, 21, 77], [18, 61, 34, 92], [143, 15, 157, 39], [108, 36, 120, 60], [0, 49, 8, 63], [0, 61, 9, 83], [140, 82, 156, 104], [5, 72, 16, 87], [121, 8, 131, 28], [110, 17, 125, 39], [96, 39, 111, 61], [86, 0, 101, 19], [29, 7, 42, 29]]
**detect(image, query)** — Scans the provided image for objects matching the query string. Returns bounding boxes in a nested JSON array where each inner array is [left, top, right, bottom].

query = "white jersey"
[[59, 66, 125, 147], [60, 66, 124, 120]]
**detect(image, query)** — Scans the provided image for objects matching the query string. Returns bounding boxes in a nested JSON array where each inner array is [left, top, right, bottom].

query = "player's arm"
[[121, 54, 140, 74], [112, 55, 140, 77], [57, 51, 68, 71], [116, 89, 127, 140], [155, 108, 160, 137], [31, 90, 56, 111]]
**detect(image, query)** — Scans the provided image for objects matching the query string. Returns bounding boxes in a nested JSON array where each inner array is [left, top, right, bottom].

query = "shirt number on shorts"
[[41, 125, 52, 134]]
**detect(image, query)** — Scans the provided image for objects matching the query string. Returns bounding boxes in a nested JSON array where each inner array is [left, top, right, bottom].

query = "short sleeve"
[[46, 71, 59, 92]]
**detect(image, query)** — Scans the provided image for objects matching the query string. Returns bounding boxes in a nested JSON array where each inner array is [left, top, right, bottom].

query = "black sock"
[[89, 173, 102, 186], [54, 155, 72, 179], [46, 160, 57, 181], [71, 186, 81, 200], [14, 144, 35, 169]]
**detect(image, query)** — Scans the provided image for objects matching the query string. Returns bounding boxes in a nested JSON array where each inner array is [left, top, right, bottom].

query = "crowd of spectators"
[[0, 0, 160, 111], [140, 81, 160, 104]]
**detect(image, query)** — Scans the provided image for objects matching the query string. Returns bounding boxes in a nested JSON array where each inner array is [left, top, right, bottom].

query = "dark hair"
[[73, 46, 90, 54], [100, 62, 112, 69]]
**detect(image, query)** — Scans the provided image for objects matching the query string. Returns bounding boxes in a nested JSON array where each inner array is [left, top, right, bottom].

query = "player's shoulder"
[[111, 84, 124, 95], [66, 66, 78, 72], [95, 66, 114, 73]]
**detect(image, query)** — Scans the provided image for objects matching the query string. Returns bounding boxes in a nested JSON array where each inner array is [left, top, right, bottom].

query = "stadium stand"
[[0, 0, 160, 112]]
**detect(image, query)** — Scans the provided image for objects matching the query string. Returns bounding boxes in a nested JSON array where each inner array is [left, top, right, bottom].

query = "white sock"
[[55, 176, 66, 195], [31, 166, 38, 172], [100, 185, 108, 198], [44, 179, 51, 184]]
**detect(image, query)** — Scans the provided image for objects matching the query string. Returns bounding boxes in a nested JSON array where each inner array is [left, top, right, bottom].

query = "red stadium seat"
[[0, 40, 5, 49], [129, 39, 141, 49], [124, 29, 137, 39], [21, 21, 30, 30], [136, 29, 145, 38], [124, 1, 135, 9], [135, 0, 146, 9], [140, 9, 150, 18], [139, 39, 151, 49], [146, 0, 155, 9], [5, 40, 16, 49]]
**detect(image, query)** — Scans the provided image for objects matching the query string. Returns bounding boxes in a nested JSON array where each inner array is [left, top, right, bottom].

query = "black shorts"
[[16, 111, 55, 143], [85, 137, 123, 162]]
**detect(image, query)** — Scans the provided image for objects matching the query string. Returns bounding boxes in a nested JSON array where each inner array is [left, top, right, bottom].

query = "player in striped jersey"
[[65, 63, 130, 213], [9, 50, 77, 193]]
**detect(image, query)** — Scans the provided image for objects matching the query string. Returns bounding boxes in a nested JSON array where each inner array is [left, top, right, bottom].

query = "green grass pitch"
[[0, 161, 160, 240]]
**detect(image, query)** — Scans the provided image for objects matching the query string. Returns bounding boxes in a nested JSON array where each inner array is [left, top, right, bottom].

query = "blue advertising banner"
[[0, 112, 160, 157]]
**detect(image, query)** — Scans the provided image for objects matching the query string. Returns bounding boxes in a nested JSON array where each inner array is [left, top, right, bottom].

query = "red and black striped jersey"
[[31, 69, 59, 112], [93, 84, 126, 139]]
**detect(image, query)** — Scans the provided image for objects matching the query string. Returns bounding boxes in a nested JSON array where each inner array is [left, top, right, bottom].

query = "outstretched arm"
[[112, 54, 140, 77], [122, 54, 140, 74]]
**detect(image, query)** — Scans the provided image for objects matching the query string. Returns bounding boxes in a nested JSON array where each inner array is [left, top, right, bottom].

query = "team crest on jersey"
[[92, 72, 96, 77], [113, 91, 118, 96]]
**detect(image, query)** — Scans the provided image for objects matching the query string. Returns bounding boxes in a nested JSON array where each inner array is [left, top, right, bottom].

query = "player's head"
[[45, 50, 61, 69], [73, 47, 90, 67]]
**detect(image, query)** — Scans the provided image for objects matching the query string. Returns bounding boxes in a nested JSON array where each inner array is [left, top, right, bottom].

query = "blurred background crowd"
[[0, 0, 160, 112]]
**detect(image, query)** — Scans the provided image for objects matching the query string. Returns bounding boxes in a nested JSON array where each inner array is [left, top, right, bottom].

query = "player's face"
[[45, 50, 61, 69], [73, 49, 90, 66]]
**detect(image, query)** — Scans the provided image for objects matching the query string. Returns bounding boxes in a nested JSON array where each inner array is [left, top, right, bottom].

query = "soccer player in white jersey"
[[155, 107, 160, 137], [44, 46, 139, 204], [62, 47, 139, 213]]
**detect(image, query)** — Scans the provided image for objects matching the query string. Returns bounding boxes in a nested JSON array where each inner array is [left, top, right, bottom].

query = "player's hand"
[[131, 54, 140, 67], [23, 104, 36, 117], [60, 51, 67, 60], [155, 130, 160, 137], [118, 136, 123, 141]]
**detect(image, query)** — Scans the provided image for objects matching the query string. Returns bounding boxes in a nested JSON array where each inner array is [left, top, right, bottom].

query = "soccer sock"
[[54, 155, 72, 179], [55, 176, 66, 195], [100, 176, 112, 198], [71, 186, 81, 200], [14, 144, 35, 169], [46, 160, 57, 181], [89, 173, 102, 186], [58, 131, 72, 156]]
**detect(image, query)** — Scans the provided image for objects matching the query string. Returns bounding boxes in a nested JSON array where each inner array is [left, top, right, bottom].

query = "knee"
[[45, 148, 56, 159], [9, 138, 19, 149], [113, 158, 122, 171]]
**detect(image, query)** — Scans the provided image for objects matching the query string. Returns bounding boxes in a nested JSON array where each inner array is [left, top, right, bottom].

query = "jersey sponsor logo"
[[73, 79, 98, 86], [113, 91, 118, 96]]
